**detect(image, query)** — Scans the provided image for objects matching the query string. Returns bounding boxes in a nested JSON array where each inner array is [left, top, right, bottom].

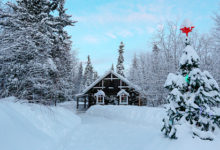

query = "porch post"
[[138, 95, 141, 106], [76, 97, 79, 109], [84, 96, 86, 108]]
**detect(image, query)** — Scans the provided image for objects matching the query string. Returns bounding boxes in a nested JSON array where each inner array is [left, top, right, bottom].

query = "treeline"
[[128, 19, 220, 106]]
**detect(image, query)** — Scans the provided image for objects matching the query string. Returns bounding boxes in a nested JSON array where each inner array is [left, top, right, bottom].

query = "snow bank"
[[58, 100, 76, 113], [0, 97, 81, 150], [86, 105, 220, 150], [87, 105, 166, 127]]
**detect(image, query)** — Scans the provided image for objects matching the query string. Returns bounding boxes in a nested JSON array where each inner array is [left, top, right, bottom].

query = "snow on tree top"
[[181, 19, 194, 28], [179, 45, 200, 67]]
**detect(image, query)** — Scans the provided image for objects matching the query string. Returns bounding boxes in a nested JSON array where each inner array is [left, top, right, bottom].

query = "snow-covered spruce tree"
[[0, 0, 59, 103], [83, 55, 94, 87], [111, 64, 114, 71], [116, 41, 125, 77], [0, 0, 77, 104], [148, 44, 166, 106], [76, 62, 84, 93], [162, 45, 220, 140], [93, 71, 99, 81], [49, 0, 77, 102], [129, 53, 141, 86]]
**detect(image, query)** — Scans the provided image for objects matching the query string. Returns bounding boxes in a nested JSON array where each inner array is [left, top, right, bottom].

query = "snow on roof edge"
[[117, 89, 130, 97]]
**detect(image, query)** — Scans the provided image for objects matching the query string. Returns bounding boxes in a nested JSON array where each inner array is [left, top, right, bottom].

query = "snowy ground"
[[1, 98, 220, 150], [0, 97, 80, 150]]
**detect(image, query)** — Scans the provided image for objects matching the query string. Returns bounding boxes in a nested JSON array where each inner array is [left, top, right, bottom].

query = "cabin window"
[[117, 89, 129, 105], [97, 95, 104, 104], [120, 94, 128, 104], [95, 90, 105, 104]]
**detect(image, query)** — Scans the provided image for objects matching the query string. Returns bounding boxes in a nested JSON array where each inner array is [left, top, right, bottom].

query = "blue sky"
[[2, 0, 219, 74], [66, 0, 219, 74], [47, 0, 219, 74]]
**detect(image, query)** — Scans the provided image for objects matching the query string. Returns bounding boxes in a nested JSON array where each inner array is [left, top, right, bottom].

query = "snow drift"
[[87, 105, 166, 126], [86, 105, 220, 150], [0, 97, 80, 150]]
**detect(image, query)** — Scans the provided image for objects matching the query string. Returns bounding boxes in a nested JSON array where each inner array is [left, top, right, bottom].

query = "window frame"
[[96, 94, 104, 104], [119, 93, 128, 105]]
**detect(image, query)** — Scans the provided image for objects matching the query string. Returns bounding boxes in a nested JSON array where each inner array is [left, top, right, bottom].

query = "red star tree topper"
[[180, 19, 195, 37]]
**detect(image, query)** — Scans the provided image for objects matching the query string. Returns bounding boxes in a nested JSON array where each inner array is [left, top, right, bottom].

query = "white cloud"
[[146, 26, 155, 34], [77, 11, 158, 25], [118, 30, 133, 38], [106, 32, 117, 39], [83, 35, 100, 44]]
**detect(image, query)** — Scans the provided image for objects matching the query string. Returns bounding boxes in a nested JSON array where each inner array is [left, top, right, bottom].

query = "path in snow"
[[55, 112, 220, 150], [57, 113, 167, 150]]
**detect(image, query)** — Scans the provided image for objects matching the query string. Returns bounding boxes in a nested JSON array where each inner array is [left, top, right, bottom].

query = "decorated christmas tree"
[[162, 20, 220, 140]]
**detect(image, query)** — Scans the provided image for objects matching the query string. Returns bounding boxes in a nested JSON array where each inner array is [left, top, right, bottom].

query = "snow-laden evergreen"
[[83, 55, 98, 88], [76, 62, 84, 93], [0, 0, 57, 103], [111, 63, 114, 71], [0, 0, 77, 104], [129, 53, 139, 85], [162, 45, 220, 140], [93, 71, 99, 82], [50, 0, 78, 103], [116, 41, 125, 77]]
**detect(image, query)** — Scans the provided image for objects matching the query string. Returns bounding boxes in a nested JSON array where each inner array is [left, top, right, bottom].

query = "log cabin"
[[76, 70, 146, 110]]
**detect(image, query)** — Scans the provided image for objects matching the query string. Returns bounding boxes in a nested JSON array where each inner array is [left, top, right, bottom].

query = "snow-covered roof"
[[94, 90, 105, 97], [79, 70, 142, 96], [117, 89, 130, 97]]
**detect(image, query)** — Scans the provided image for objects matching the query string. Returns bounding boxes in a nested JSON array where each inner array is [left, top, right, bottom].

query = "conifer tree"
[[0, 0, 77, 104], [84, 55, 94, 87], [111, 64, 114, 71], [129, 53, 139, 84], [149, 44, 165, 106], [116, 41, 125, 77], [162, 45, 220, 140], [0, 0, 58, 103], [76, 62, 84, 93], [93, 71, 99, 81], [50, 0, 77, 102]]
